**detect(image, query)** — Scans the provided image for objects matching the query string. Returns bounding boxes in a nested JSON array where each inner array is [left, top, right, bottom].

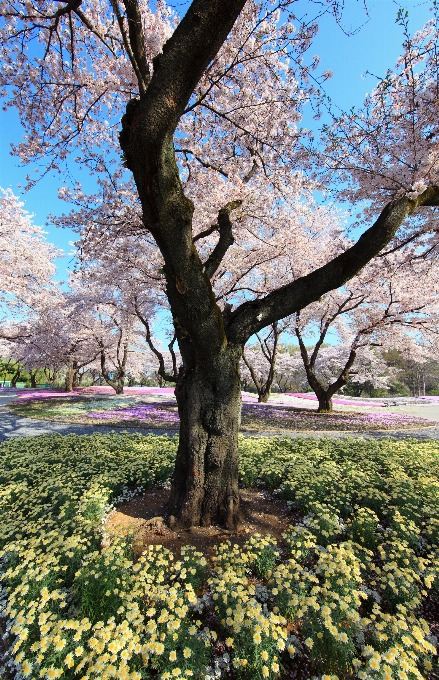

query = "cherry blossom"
[[0, 188, 60, 329]]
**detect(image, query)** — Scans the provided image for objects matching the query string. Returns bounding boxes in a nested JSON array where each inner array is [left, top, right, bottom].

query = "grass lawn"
[[0, 433, 438, 679]]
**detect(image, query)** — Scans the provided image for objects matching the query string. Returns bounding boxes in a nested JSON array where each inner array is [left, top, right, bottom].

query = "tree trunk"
[[167, 355, 242, 530], [99, 343, 126, 394], [114, 380, 125, 395], [11, 367, 21, 387], [258, 390, 270, 403], [317, 392, 333, 413], [65, 363, 77, 392], [30, 370, 38, 389]]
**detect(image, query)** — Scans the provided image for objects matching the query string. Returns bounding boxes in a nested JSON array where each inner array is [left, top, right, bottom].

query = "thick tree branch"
[[193, 223, 218, 243], [168, 333, 178, 379], [203, 200, 241, 278], [294, 321, 310, 369], [227, 187, 439, 346], [135, 0, 247, 139], [309, 319, 330, 369]]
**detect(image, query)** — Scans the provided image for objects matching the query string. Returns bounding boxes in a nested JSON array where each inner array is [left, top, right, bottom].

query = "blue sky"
[[0, 0, 431, 286]]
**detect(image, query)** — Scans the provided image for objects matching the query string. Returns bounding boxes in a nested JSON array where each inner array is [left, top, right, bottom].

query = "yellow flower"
[[183, 648, 191, 658], [64, 653, 74, 669], [253, 632, 262, 644], [262, 666, 269, 678], [22, 661, 32, 676], [169, 650, 177, 662], [305, 638, 313, 649], [261, 650, 269, 662]]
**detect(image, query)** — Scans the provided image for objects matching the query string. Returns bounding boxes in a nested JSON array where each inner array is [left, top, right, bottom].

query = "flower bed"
[[0, 434, 438, 679], [240, 403, 435, 431], [87, 402, 180, 426], [7, 394, 436, 431]]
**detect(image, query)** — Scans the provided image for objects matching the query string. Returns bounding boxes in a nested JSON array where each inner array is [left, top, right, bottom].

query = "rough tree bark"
[[116, 0, 439, 527], [168, 349, 242, 529]]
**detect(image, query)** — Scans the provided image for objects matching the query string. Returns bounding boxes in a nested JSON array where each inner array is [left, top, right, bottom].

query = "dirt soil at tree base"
[[105, 486, 298, 558]]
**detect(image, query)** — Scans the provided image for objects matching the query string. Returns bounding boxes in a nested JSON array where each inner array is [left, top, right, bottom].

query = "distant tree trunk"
[[11, 365, 21, 387], [44, 367, 57, 386], [99, 340, 127, 395], [29, 369, 38, 388], [305, 370, 335, 413], [65, 361, 78, 392], [317, 392, 334, 413]]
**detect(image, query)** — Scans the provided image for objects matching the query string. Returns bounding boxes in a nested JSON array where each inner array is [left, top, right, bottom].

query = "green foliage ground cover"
[[0, 434, 438, 680]]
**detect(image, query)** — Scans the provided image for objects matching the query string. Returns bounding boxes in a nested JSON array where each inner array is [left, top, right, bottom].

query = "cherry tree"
[[2, 1, 439, 528], [293, 253, 439, 411], [294, 344, 392, 398], [9, 294, 102, 391], [241, 320, 291, 402], [0, 188, 60, 329]]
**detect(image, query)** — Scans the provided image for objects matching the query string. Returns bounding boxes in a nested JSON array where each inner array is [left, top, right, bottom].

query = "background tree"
[[293, 253, 439, 411], [241, 320, 290, 402], [0, 188, 61, 331]]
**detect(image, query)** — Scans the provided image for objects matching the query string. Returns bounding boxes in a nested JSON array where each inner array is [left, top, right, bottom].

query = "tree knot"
[[175, 276, 187, 294]]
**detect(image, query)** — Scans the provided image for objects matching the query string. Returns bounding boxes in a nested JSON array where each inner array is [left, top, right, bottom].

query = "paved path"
[[1, 389, 439, 442]]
